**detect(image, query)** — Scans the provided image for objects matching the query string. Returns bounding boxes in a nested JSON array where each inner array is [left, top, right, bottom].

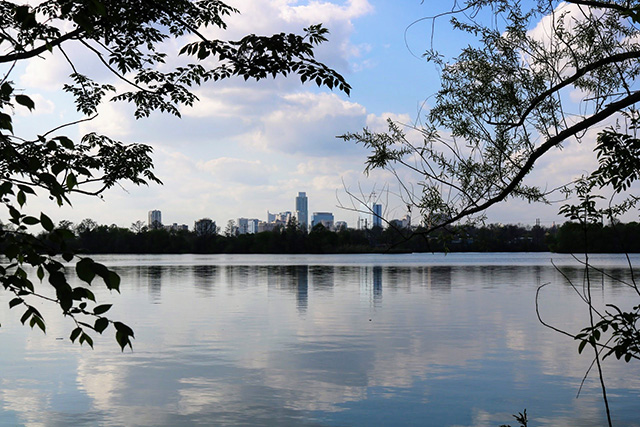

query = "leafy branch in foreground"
[[342, 0, 640, 235], [0, 124, 157, 349], [536, 113, 640, 426], [343, 1, 640, 424], [1, 0, 350, 349]]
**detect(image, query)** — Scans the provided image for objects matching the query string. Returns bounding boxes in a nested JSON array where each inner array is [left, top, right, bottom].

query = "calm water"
[[1, 253, 639, 426]]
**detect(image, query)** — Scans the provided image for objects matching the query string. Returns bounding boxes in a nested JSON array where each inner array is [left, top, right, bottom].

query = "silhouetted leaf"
[[93, 304, 112, 315], [15, 94, 35, 110], [76, 258, 96, 284], [40, 213, 54, 231], [94, 317, 109, 333], [70, 327, 82, 342]]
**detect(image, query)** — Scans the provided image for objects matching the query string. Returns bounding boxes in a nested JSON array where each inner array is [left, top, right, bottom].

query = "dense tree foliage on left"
[[0, 0, 350, 349]]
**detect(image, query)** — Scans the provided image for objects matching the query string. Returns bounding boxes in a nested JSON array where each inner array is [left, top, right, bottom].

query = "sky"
[[8, 0, 623, 229]]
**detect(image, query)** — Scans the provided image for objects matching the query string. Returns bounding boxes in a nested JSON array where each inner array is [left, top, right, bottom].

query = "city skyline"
[[8, 1, 608, 229], [147, 190, 392, 232]]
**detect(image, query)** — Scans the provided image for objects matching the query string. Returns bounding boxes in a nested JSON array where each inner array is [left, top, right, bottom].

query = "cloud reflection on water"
[[2, 254, 640, 426]]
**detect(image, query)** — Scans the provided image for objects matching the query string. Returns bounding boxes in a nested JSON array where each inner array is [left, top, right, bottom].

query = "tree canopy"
[[0, 0, 350, 349], [343, 3, 640, 423], [342, 0, 640, 231]]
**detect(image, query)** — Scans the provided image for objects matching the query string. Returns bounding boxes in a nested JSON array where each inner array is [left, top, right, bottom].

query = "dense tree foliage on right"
[[343, 2, 640, 426], [342, 0, 640, 231]]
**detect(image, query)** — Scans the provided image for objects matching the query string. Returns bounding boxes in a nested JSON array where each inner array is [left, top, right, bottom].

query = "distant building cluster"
[[146, 191, 411, 235], [146, 209, 190, 232]]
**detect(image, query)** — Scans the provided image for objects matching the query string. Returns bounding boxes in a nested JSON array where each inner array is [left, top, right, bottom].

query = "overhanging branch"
[[423, 90, 640, 234], [0, 28, 83, 63]]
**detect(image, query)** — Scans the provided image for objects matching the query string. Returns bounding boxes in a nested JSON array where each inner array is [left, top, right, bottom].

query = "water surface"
[[1, 253, 639, 426]]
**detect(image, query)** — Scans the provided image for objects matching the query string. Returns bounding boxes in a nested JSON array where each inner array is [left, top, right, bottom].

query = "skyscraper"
[[237, 217, 249, 235], [372, 203, 383, 228], [148, 210, 162, 229], [295, 192, 308, 231], [358, 202, 383, 229], [311, 212, 334, 229]]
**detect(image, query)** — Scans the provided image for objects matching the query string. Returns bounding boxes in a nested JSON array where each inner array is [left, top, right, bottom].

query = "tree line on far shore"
[[15, 219, 640, 254]]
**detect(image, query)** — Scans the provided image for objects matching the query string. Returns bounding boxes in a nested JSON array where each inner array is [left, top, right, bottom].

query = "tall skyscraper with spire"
[[295, 192, 308, 231]]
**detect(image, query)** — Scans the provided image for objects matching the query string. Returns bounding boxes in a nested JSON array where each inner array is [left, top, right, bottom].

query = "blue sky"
[[10, 0, 603, 229]]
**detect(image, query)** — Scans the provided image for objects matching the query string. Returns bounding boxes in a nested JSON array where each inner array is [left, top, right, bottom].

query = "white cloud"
[[20, 53, 70, 91], [180, 89, 248, 119], [527, 2, 590, 49], [197, 157, 277, 185], [279, 0, 374, 23], [365, 112, 412, 131], [295, 158, 345, 175], [191, 0, 374, 77], [78, 101, 133, 138], [242, 92, 367, 155], [351, 57, 376, 72]]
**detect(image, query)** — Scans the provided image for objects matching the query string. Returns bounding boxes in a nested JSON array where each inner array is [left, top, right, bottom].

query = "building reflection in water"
[[224, 264, 254, 289], [262, 266, 310, 314], [192, 265, 219, 295], [147, 265, 163, 303], [373, 266, 382, 303], [296, 265, 308, 314], [310, 266, 335, 292], [423, 266, 452, 293], [359, 266, 383, 306], [199, 263, 461, 316]]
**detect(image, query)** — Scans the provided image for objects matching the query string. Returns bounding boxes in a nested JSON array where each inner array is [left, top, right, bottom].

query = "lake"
[[1, 253, 639, 426]]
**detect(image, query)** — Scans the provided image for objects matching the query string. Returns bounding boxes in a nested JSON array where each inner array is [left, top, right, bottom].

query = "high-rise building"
[[275, 211, 292, 224], [358, 202, 383, 229], [247, 219, 259, 234], [295, 192, 308, 231], [237, 218, 249, 235], [148, 210, 162, 229], [165, 223, 189, 232], [237, 218, 260, 234], [258, 221, 276, 233], [372, 203, 382, 228], [311, 212, 334, 229], [357, 204, 369, 229]]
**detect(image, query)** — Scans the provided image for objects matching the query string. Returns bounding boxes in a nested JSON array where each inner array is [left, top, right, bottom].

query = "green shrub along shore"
[[26, 220, 640, 254]]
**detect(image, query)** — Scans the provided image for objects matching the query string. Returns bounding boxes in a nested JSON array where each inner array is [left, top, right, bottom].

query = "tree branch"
[[564, 0, 636, 14], [424, 90, 640, 234], [0, 28, 83, 63], [490, 50, 640, 128]]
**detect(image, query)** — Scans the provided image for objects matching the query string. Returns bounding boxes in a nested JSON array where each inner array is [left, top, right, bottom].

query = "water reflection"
[[296, 266, 308, 314], [310, 265, 334, 292], [423, 266, 453, 292], [2, 254, 640, 427], [192, 265, 219, 293], [373, 265, 382, 302], [147, 265, 163, 302]]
